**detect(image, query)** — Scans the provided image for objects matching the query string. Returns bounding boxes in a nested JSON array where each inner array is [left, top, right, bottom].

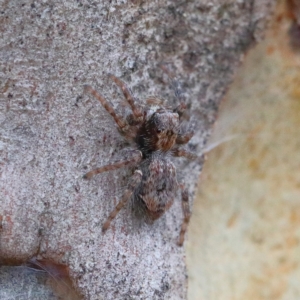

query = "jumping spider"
[[84, 75, 195, 246]]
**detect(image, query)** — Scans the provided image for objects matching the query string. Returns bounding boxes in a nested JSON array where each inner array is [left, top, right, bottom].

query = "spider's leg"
[[84, 85, 128, 131], [178, 186, 191, 246], [176, 131, 194, 145], [83, 150, 142, 179], [109, 74, 143, 119], [102, 169, 142, 232], [173, 147, 197, 160], [173, 103, 186, 120]]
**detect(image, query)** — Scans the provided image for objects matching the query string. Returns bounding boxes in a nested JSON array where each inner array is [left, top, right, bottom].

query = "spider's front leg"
[[83, 150, 142, 179], [173, 147, 197, 160], [173, 103, 187, 120], [176, 131, 194, 145], [178, 185, 191, 246], [84, 85, 128, 131], [102, 169, 142, 232], [109, 74, 143, 119]]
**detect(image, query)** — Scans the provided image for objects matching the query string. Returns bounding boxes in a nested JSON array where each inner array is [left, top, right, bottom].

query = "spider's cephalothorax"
[[83, 75, 195, 246], [136, 107, 180, 157]]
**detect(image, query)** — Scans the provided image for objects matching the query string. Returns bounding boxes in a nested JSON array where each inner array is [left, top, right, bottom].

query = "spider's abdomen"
[[136, 154, 178, 220]]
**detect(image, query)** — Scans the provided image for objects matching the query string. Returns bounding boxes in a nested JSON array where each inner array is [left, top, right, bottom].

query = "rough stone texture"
[[187, 1, 300, 299], [0, 263, 82, 299], [0, 266, 57, 300], [0, 0, 274, 299]]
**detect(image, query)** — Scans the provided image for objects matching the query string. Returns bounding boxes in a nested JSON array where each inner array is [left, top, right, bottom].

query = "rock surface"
[[0, 0, 274, 299]]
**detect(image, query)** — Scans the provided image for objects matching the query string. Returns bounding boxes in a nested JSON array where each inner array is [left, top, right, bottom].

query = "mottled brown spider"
[[83, 75, 195, 246]]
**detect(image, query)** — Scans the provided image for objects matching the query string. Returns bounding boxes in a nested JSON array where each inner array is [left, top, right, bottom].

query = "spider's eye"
[[156, 129, 163, 134]]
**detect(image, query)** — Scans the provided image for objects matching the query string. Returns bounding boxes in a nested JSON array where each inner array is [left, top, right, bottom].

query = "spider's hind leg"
[[178, 185, 191, 246], [102, 170, 143, 232]]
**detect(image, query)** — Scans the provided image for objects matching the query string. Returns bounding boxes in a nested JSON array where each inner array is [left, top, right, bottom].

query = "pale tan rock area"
[[187, 1, 300, 299]]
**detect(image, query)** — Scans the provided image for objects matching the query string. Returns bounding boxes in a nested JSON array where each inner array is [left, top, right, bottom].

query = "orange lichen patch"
[[246, 275, 288, 300], [226, 212, 239, 228], [275, 72, 300, 126], [247, 124, 265, 139], [286, 235, 299, 248], [290, 209, 300, 225], [242, 204, 300, 299], [244, 244, 298, 299], [288, 75, 300, 99], [266, 45, 275, 55], [290, 85, 300, 99], [247, 158, 260, 172]]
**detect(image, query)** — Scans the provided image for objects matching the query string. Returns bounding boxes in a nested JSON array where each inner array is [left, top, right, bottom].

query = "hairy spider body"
[[136, 106, 179, 156], [135, 153, 177, 220], [84, 75, 194, 246]]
